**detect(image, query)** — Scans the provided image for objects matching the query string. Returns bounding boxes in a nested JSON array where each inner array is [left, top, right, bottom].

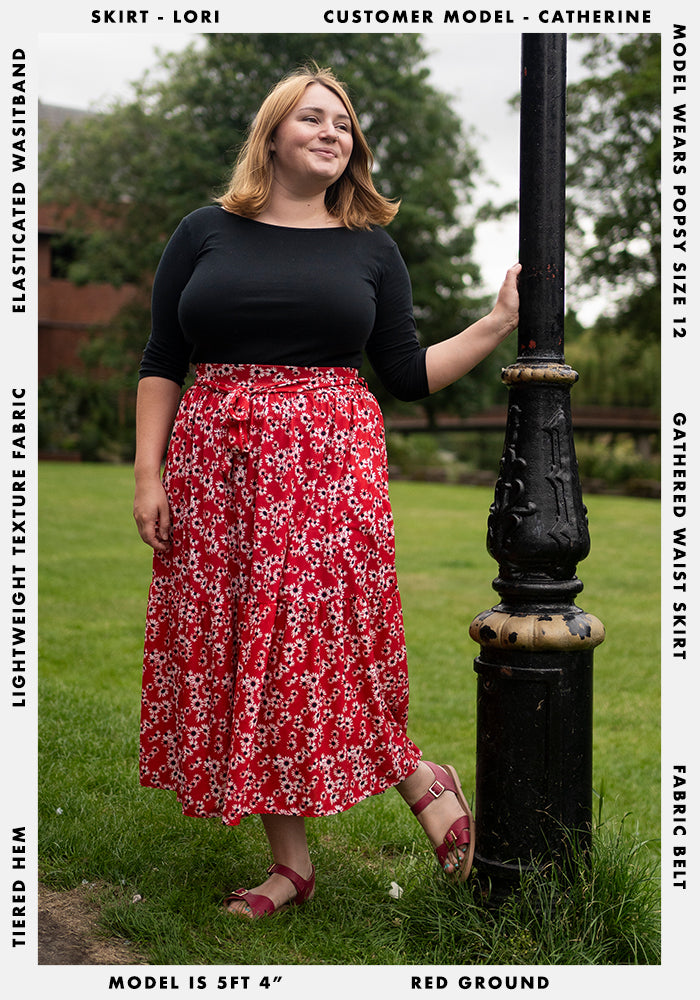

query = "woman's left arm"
[[425, 263, 521, 394]]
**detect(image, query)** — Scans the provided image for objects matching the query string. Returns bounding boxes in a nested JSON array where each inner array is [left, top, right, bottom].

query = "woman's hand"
[[489, 262, 521, 341], [133, 376, 182, 552], [425, 262, 522, 394], [133, 475, 172, 553]]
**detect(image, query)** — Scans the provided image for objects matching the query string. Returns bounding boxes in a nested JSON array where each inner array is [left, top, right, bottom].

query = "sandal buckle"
[[429, 779, 445, 799]]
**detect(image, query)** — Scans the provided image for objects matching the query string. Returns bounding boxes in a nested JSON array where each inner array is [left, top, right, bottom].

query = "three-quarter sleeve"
[[138, 217, 197, 385], [365, 242, 429, 402]]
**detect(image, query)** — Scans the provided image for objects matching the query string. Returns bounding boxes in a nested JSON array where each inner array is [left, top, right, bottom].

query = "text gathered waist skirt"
[[139, 363, 421, 825]]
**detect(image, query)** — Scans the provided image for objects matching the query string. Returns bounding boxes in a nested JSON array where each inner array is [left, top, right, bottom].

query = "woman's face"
[[270, 82, 354, 194]]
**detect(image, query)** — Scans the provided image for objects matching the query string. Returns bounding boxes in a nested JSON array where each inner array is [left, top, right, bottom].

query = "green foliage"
[[563, 314, 661, 491], [386, 432, 445, 477], [38, 298, 154, 460], [386, 431, 504, 485], [386, 422, 659, 493], [566, 323, 660, 410], [574, 436, 659, 489], [566, 34, 661, 337], [38, 370, 135, 462]]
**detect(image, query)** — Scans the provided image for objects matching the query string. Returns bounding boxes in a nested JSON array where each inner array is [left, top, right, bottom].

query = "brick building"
[[38, 102, 140, 381]]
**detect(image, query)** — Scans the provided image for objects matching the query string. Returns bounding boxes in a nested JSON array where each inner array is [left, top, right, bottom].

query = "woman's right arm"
[[133, 376, 182, 552]]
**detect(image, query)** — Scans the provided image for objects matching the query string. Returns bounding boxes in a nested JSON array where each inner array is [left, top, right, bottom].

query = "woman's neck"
[[255, 186, 341, 229]]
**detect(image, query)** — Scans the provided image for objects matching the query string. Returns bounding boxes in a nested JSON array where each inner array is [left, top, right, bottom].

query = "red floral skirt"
[[139, 364, 421, 825]]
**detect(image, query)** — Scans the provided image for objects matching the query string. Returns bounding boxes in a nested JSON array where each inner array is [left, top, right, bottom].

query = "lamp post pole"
[[469, 34, 605, 897]]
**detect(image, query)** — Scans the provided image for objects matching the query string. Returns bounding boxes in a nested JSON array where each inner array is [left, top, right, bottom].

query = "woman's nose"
[[318, 121, 338, 141]]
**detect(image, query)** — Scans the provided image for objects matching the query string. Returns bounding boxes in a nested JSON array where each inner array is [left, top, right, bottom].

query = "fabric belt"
[[193, 363, 365, 457]]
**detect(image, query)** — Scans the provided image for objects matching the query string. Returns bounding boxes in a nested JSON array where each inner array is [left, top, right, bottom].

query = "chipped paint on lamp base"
[[470, 608, 605, 651]]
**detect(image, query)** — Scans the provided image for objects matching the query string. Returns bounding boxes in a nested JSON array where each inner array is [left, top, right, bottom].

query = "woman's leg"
[[225, 815, 314, 916], [396, 761, 471, 874]]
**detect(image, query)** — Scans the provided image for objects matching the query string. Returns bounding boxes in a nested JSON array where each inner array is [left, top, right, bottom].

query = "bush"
[[566, 326, 660, 410], [39, 370, 136, 462], [574, 434, 660, 489], [386, 429, 659, 493]]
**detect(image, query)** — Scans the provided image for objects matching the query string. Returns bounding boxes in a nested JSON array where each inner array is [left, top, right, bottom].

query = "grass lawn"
[[38, 463, 660, 965]]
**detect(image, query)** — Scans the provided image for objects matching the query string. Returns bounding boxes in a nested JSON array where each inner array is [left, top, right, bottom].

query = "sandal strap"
[[410, 763, 456, 816], [268, 863, 315, 903], [434, 814, 472, 867], [224, 887, 275, 917]]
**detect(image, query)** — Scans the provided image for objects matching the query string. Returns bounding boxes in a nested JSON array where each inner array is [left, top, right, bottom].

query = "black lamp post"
[[469, 34, 605, 897]]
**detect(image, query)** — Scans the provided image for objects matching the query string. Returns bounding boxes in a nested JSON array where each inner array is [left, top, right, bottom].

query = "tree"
[[565, 33, 661, 339], [40, 33, 501, 432]]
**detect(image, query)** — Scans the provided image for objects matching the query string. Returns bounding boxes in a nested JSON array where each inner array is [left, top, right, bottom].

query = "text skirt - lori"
[[139, 363, 422, 825]]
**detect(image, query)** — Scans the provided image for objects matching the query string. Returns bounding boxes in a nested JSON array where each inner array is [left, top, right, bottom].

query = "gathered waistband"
[[195, 362, 364, 396], [187, 364, 371, 458]]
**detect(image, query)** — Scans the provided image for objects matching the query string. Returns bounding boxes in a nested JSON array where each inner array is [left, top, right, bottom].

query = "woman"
[[134, 66, 520, 919]]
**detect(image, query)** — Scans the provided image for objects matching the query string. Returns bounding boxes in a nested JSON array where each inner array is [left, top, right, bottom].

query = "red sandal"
[[224, 863, 316, 919], [410, 762, 475, 882]]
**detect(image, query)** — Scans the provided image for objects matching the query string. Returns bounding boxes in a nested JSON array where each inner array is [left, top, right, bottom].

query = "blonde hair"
[[216, 66, 399, 230]]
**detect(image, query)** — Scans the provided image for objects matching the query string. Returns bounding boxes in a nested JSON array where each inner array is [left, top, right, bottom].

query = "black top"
[[139, 206, 429, 401]]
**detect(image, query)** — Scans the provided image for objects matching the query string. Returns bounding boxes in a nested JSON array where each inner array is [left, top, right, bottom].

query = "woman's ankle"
[[261, 814, 312, 878], [395, 760, 432, 805]]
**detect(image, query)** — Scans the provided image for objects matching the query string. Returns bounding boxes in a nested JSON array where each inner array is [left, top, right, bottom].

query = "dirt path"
[[38, 882, 148, 966]]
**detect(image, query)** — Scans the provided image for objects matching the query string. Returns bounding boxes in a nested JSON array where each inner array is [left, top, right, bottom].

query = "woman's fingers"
[[134, 482, 172, 552]]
